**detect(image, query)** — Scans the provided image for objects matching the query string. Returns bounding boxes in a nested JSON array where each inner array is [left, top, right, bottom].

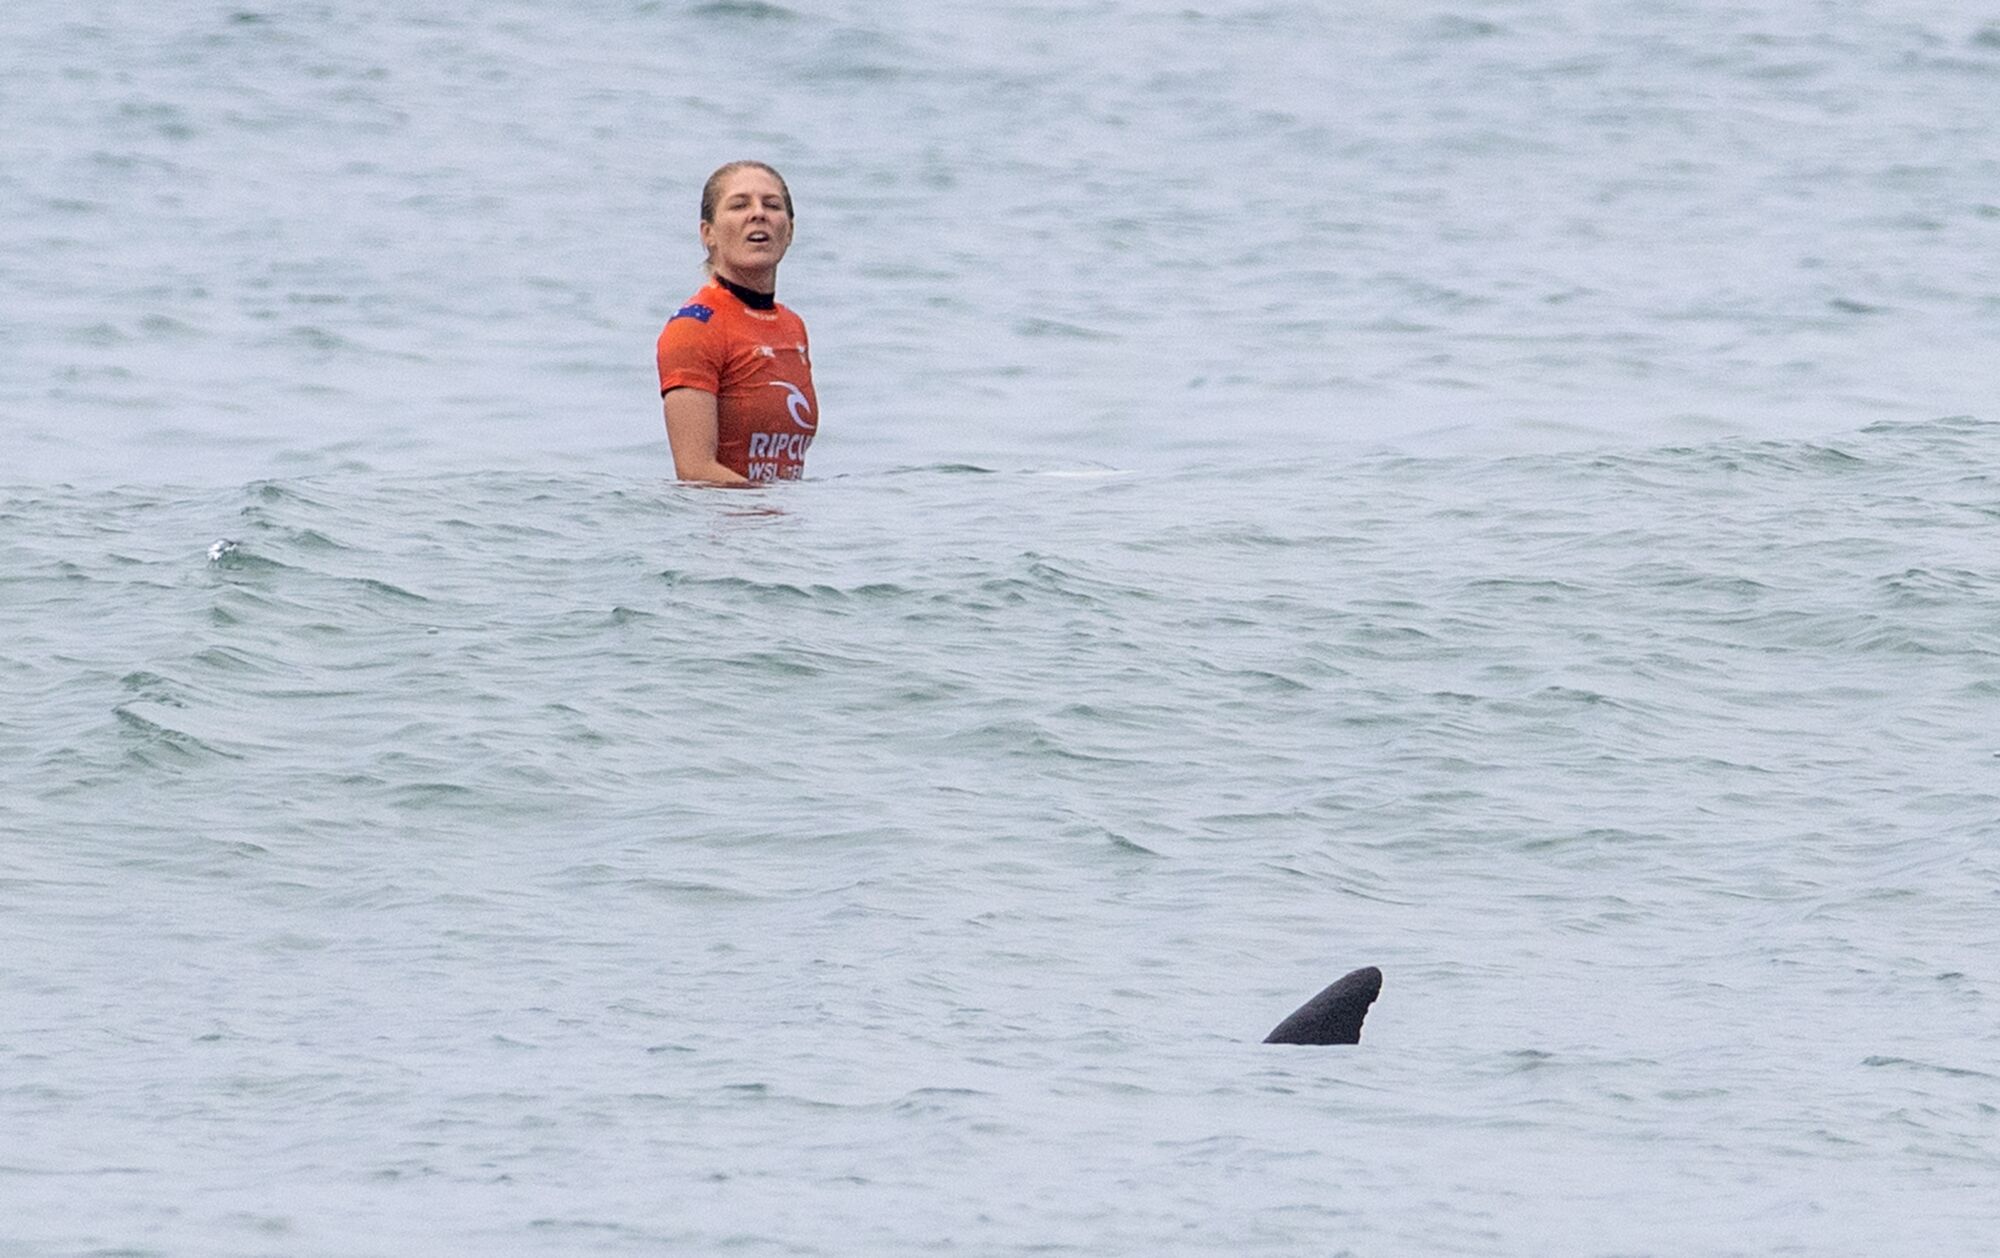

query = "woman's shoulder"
[[664, 281, 726, 330]]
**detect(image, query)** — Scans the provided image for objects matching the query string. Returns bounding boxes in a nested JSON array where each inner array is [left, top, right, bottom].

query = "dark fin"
[[1262, 966, 1383, 1045]]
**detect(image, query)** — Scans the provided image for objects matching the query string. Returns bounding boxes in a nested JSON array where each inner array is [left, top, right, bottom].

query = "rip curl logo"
[[766, 380, 815, 430], [746, 429, 812, 481], [670, 303, 713, 323]]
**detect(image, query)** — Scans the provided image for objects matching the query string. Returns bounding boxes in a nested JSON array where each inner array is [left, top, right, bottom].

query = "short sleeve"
[[657, 304, 723, 397]]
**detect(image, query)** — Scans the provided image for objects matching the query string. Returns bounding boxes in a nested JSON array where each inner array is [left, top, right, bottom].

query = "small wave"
[[658, 569, 913, 605], [0, 1164, 152, 1178], [189, 646, 276, 676], [270, 325, 356, 353], [1013, 316, 1119, 341], [1876, 566, 1993, 605], [1428, 14, 1506, 41], [690, 0, 796, 19], [137, 313, 204, 340], [385, 781, 478, 808], [1862, 1056, 1995, 1080], [68, 321, 132, 346], [112, 703, 243, 762], [881, 462, 997, 476], [942, 718, 1134, 765], [352, 576, 428, 603], [1104, 832, 1162, 858], [1035, 467, 1133, 478], [247, 480, 331, 508], [1499, 1049, 1558, 1072], [623, 876, 764, 903]]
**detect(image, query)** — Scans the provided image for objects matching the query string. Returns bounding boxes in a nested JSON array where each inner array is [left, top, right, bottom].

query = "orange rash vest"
[[656, 279, 818, 482]]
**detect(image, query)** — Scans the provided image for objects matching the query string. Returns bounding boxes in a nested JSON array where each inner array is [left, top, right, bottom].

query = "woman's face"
[[701, 168, 793, 284]]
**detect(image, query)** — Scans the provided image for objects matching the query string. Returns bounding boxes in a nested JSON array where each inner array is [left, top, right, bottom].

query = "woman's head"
[[701, 161, 794, 225], [699, 162, 795, 284]]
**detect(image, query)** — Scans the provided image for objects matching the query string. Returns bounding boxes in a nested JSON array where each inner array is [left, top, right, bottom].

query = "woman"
[[656, 161, 818, 485]]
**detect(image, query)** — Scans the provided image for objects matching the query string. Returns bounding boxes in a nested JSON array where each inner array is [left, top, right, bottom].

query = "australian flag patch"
[[671, 303, 714, 323]]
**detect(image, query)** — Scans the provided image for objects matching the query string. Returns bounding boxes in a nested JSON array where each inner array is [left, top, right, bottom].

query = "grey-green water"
[[8, 432, 1998, 1255], [5, 2, 1999, 1255]]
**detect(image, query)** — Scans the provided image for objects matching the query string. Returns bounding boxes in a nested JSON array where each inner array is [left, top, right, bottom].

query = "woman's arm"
[[663, 387, 752, 485]]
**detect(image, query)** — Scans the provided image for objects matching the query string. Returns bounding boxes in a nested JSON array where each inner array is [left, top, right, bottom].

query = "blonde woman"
[[656, 161, 818, 484]]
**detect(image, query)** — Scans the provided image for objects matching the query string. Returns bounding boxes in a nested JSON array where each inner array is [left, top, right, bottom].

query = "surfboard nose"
[[1262, 966, 1383, 1045]]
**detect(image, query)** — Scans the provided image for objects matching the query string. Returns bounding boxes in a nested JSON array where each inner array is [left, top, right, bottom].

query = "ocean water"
[[4, 3, 1998, 1256]]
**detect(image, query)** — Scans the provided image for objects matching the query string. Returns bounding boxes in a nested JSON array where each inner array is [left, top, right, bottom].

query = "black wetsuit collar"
[[714, 273, 776, 310]]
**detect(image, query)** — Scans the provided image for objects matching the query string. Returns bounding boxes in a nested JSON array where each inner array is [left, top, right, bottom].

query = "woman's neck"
[[712, 270, 775, 310]]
